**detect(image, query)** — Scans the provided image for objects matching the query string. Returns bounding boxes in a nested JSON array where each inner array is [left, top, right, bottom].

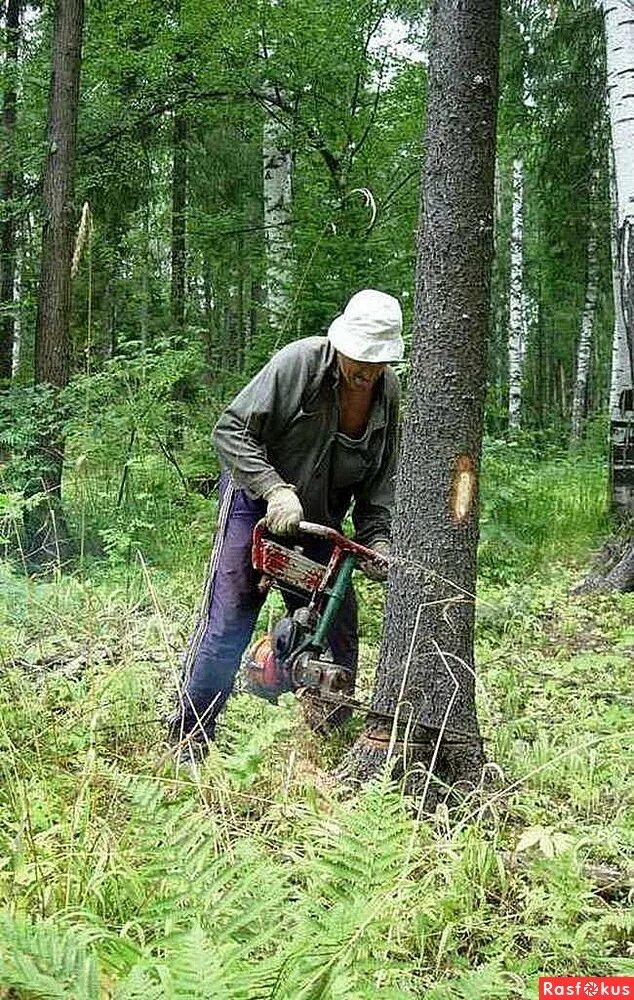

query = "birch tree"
[[575, 0, 634, 593], [508, 157, 525, 431], [340, 0, 500, 799], [261, 0, 293, 337], [570, 223, 598, 444], [262, 94, 293, 336], [604, 0, 634, 518]]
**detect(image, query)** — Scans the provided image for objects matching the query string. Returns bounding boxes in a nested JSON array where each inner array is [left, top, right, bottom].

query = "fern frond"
[[153, 922, 276, 999], [0, 911, 101, 999]]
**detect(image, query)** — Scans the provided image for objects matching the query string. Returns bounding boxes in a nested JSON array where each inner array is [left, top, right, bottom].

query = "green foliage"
[[0, 385, 65, 488], [0, 516, 631, 996], [479, 437, 609, 583], [1, 0, 631, 993], [0, 914, 102, 999]]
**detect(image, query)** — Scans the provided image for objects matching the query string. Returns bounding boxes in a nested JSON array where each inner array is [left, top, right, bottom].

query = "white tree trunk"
[[570, 231, 599, 444], [603, 0, 634, 516], [608, 189, 628, 417], [508, 158, 525, 431], [263, 92, 293, 336], [11, 252, 20, 377]]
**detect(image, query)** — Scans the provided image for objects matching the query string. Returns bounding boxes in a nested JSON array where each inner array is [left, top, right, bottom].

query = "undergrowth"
[[0, 443, 632, 998]]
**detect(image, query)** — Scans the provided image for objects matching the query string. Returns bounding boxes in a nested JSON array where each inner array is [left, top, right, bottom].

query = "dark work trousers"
[[175, 472, 359, 740]]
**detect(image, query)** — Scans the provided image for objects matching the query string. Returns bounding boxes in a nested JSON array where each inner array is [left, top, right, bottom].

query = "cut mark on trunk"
[[452, 455, 476, 522]]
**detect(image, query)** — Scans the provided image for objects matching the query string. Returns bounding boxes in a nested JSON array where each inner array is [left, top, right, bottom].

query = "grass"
[[0, 445, 632, 997], [479, 438, 611, 583]]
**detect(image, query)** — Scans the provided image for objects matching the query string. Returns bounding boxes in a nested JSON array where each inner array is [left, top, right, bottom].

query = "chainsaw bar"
[[298, 687, 478, 746]]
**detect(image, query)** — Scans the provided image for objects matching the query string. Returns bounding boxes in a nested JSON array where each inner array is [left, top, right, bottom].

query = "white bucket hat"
[[327, 289, 404, 363]]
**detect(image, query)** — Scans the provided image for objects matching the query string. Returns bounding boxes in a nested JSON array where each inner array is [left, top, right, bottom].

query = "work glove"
[[264, 484, 304, 535], [358, 538, 390, 582]]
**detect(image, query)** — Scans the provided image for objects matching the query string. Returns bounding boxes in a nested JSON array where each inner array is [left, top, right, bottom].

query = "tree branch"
[[81, 88, 250, 156]]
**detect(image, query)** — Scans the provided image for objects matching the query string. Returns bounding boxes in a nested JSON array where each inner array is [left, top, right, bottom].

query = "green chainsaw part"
[[312, 554, 355, 649]]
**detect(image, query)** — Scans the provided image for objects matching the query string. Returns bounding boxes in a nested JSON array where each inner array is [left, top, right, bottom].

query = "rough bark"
[[0, 0, 20, 382], [34, 0, 84, 390], [571, 534, 634, 594], [570, 231, 598, 445], [508, 158, 525, 432], [26, 0, 84, 564], [338, 0, 500, 805]]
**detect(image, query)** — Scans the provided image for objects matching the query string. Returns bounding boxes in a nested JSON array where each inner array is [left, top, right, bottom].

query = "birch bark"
[[508, 158, 525, 431], [603, 0, 634, 516], [570, 230, 599, 444], [262, 94, 293, 336]]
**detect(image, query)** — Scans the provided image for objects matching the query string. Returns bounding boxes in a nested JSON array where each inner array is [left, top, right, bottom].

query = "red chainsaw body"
[[244, 520, 387, 702]]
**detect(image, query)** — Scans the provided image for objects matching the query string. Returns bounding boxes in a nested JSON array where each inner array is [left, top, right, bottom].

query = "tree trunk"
[[584, 0, 634, 597], [262, 90, 293, 336], [604, 0, 634, 518], [26, 0, 84, 564], [12, 243, 21, 375], [338, 0, 500, 804], [35, 0, 84, 390], [508, 158, 525, 432], [0, 0, 21, 383], [140, 204, 150, 358], [491, 155, 508, 430], [202, 259, 217, 377], [168, 107, 189, 447], [570, 231, 599, 445], [170, 111, 187, 333]]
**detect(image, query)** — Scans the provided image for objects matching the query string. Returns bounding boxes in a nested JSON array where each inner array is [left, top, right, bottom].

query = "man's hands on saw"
[[358, 538, 390, 582], [264, 486, 390, 582], [264, 484, 304, 535]]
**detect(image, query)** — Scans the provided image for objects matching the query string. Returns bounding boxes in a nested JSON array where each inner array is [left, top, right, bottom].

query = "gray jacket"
[[213, 337, 400, 544]]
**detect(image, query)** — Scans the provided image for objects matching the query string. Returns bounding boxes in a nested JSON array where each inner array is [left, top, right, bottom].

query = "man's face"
[[337, 352, 386, 391]]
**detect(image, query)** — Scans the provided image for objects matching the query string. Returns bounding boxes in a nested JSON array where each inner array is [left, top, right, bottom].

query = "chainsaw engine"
[[242, 519, 386, 707], [243, 607, 352, 703]]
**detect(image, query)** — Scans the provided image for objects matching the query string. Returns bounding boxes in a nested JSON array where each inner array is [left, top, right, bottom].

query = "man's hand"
[[359, 539, 390, 582], [264, 485, 304, 535]]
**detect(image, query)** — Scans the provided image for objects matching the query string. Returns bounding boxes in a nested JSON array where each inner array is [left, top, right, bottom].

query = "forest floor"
[[0, 540, 632, 997]]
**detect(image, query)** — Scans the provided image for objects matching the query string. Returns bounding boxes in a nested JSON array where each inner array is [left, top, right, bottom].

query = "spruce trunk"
[[0, 0, 20, 382], [26, 0, 84, 564], [339, 0, 500, 801]]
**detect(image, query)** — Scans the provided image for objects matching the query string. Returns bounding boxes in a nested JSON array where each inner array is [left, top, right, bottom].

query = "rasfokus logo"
[[539, 979, 634, 999]]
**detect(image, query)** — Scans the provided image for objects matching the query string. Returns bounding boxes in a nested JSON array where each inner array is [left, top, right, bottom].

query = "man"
[[169, 288, 404, 752]]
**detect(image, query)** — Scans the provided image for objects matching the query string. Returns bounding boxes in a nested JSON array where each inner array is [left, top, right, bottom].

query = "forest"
[[0, 0, 633, 995]]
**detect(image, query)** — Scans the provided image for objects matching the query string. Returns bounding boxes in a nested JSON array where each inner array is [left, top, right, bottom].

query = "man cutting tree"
[[168, 289, 404, 756]]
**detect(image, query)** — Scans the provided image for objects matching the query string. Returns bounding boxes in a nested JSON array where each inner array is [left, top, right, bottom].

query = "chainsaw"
[[242, 519, 388, 717], [242, 520, 479, 749]]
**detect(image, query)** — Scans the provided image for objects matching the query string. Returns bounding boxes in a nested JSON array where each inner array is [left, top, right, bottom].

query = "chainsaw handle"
[[253, 518, 388, 567]]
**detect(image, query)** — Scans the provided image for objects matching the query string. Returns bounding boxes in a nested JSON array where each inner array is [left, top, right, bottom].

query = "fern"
[[302, 780, 414, 903], [149, 923, 275, 999], [424, 960, 521, 999], [113, 965, 165, 1000], [268, 780, 418, 999], [0, 912, 101, 999]]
